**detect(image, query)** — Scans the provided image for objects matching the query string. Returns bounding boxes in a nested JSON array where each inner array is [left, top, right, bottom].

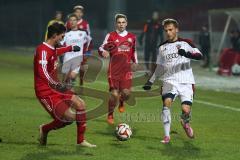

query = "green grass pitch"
[[0, 49, 240, 160]]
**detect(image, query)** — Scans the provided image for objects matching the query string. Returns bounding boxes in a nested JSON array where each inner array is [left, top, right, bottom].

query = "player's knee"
[[163, 98, 173, 107], [72, 95, 86, 110], [162, 93, 175, 107], [110, 91, 119, 101], [182, 101, 192, 114]]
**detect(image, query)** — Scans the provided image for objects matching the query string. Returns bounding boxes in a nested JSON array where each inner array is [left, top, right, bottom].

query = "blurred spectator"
[[44, 11, 64, 41], [230, 29, 240, 52], [199, 25, 211, 68], [138, 11, 164, 75]]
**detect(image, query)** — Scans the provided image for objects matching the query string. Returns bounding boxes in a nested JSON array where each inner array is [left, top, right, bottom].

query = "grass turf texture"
[[0, 50, 240, 160]]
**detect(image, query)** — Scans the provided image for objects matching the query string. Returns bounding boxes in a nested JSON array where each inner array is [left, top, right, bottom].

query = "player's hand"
[[102, 51, 110, 58], [178, 49, 187, 56], [72, 46, 81, 52], [55, 83, 67, 92], [142, 81, 153, 90]]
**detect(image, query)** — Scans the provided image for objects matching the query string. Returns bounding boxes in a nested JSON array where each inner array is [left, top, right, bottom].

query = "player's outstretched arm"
[[56, 45, 80, 56], [178, 49, 203, 60]]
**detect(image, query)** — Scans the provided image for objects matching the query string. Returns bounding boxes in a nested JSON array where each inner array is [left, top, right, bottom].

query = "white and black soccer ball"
[[115, 123, 132, 141]]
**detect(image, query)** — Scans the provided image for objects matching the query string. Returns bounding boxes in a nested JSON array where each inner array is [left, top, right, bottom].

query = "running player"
[[98, 14, 138, 124], [143, 18, 203, 143]]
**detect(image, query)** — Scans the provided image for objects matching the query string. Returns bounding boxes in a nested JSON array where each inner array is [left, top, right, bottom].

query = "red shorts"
[[108, 78, 132, 91], [37, 91, 73, 120]]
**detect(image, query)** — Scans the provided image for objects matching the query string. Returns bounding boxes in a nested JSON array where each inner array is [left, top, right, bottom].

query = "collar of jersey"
[[43, 42, 55, 50], [116, 30, 128, 37]]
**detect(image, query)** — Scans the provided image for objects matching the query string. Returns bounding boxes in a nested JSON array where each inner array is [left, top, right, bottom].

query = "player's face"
[[74, 9, 83, 19], [69, 17, 78, 29], [53, 33, 65, 45], [116, 18, 127, 32], [164, 24, 178, 42]]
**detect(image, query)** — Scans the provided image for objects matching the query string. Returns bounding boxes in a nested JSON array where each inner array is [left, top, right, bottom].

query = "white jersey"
[[61, 30, 90, 63], [151, 38, 201, 84]]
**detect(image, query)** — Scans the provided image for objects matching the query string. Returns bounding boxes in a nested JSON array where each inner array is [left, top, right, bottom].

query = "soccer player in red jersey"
[[98, 14, 138, 124], [34, 23, 96, 147]]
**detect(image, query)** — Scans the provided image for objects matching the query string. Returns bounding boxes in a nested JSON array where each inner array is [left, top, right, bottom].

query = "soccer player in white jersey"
[[61, 14, 90, 87], [143, 18, 203, 144]]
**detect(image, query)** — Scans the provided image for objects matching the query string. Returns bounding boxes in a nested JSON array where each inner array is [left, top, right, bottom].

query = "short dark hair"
[[68, 13, 78, 20], [47, 22, 66, 39], [162, 18, 179, 28], [115, 14, 127, 22]]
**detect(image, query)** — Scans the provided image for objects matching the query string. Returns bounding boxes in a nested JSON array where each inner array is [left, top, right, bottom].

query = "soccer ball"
[[115, 123, 132, 141], [231, 64, 240, 76]]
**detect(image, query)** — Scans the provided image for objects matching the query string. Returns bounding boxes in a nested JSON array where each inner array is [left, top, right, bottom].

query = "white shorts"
[[162, 82, 194, 103], [62, 57, 81, 74]]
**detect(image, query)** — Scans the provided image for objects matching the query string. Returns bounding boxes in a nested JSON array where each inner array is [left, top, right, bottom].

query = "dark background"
[[0, 0, 239, 46]]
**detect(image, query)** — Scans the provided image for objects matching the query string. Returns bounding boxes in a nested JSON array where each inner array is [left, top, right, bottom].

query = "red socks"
[[76, 109, 86, 144], [42, 119, 69, 133]]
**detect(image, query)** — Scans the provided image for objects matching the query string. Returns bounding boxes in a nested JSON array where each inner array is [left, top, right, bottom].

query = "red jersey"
[[98, 30, 138, 80], [34, 42, 72, 97]]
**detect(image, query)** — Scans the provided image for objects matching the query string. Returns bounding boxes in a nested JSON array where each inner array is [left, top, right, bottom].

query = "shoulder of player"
[[82, 19, 89, 24], [158, 40, 169, 48], [127, 32, 136, 38], [178, 38, 197, 48], [77, 29, 88, 34]]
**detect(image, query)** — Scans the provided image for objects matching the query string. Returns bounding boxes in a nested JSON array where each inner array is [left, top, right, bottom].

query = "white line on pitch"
[[195, 100, 240, 112]]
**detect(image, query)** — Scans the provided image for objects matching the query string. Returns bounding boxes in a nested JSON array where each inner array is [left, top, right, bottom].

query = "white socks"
[[161, 106, 171, 137]]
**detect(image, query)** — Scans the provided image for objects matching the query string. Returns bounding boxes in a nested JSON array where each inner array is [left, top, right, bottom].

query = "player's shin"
[[180, 110, 191, 124], [161, 106, 171, 137], [76, 109, 86, 144]]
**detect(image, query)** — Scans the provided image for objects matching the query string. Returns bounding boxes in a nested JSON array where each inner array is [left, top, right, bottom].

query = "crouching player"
[[98, 14, 138, 124], [143, 19, 203, 143], [34, 23, 96, 147]]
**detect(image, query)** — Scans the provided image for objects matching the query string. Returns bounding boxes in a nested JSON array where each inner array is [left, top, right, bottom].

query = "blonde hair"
[[162, 18, 179, 28], [115, 13, 127, 22]]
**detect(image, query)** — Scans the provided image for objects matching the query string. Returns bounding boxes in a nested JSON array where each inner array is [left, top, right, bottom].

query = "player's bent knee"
[[163, 98, 173, 107], [110, 91, 119, 100], [72, 95, 86, 110], [182, 101, 192, 113]]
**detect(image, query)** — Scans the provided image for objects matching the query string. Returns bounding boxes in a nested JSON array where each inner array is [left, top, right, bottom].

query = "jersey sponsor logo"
[[166, 53, 179, 60], [118, 45, 131, 52]]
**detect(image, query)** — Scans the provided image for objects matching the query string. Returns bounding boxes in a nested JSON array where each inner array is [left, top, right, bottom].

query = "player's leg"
[[67, 66, 80, 90], [118, 78, 132, 113], [61, 61, 71, 84], [38, 97, 73, 146], [160, 82, 177, 144], [79, 58, 88, 86], [63, 95, 96, 147], [179, 84, 194, 138], [107, 89, 120, 124], [161, 93, 175, 144]]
